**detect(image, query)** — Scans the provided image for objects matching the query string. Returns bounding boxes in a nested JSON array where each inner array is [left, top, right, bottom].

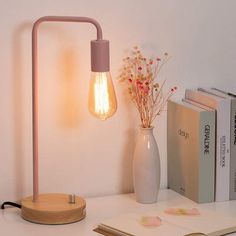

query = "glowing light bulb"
[[88, 72, 117, 120]]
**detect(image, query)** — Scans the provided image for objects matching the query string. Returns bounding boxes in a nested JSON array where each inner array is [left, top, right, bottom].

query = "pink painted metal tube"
[[32, 16, 105, 202]]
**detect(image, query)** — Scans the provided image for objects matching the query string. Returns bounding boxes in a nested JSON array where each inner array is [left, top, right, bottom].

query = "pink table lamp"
[[21, 16, 117, 225]]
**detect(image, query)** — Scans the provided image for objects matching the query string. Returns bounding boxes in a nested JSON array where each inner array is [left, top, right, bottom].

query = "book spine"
[[185, 90, 231, 201], [230, 100, 236, 200], [199, 111, 215, 203]]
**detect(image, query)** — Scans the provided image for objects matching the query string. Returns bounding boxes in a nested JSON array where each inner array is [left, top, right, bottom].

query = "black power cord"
[[1, 201, 21, 209]]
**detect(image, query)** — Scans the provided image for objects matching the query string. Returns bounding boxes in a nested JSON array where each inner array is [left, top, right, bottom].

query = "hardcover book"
[[167, 100, 215, 203], [185, 89, 231, 201], [94, 206, 236, 236], [208, 88, 236, 200]]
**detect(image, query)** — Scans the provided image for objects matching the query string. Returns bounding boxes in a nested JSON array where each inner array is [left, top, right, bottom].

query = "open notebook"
[[94, 206, 236, 236]]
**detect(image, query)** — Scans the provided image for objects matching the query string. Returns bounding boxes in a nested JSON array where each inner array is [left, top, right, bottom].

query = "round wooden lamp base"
[[21, 193, 86, 225]]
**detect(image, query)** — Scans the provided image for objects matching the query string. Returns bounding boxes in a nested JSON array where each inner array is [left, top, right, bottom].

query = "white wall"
[[1, 0, 236, 202]]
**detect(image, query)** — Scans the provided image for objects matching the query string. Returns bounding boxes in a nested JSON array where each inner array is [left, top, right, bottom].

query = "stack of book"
[[167, 88, 236, 202]]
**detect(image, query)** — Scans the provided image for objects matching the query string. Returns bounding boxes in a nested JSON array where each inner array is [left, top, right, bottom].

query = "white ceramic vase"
[[133, 126, 161, 203]]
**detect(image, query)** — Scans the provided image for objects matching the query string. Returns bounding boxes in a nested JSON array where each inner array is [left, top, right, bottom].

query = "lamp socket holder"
[[91, 40, 110, 72]]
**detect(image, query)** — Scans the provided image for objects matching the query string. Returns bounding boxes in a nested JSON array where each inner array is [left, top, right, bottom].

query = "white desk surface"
[[1, 189, 236, 235]]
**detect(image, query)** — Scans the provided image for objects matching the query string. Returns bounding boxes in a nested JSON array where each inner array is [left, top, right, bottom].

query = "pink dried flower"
[[164, 208, 200, 216], [136, 80, 142, 85], [119, 47, 176, 128], [171, 86, 178, 92], [140, 216, 162, 227]]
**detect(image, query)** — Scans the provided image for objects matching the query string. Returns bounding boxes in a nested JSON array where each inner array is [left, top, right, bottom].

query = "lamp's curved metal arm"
[[32, 16, 104, 202], [32, 16, 103, 39]]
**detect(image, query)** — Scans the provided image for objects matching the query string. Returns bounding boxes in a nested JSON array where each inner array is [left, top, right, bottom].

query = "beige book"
[[95, 206, 236, 236], [167, 100, 215, 203]]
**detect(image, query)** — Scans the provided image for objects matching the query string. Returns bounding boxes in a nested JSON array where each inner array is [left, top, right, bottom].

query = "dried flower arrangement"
[[119, 46, 177, 128]]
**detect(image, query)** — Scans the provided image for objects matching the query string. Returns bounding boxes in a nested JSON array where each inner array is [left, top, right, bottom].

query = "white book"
[[95, 206, 236, 236], [185, 89, 231, 201], [210, 88, 236, 200]]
